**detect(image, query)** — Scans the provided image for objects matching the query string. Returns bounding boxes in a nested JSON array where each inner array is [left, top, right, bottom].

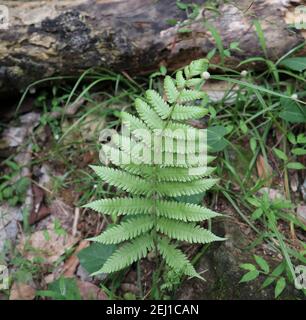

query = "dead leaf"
[[202, 81, 239, 104], [18, 228, 79, 264], [62, 240, 89, 277], [256, 155, 273, 186], [29, 184, 50, 225], [9, 283, 36, 300], [49, 199, 75, 231], [76, 280, 107, 300], [297, 205, 306, 225]]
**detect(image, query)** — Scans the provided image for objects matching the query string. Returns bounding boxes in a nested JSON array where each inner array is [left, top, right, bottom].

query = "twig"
[[72, 207, 80, 237]]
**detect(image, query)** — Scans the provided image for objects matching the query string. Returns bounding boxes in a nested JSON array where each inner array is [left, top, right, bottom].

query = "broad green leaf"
[[251, 208, 263, 220], [279, 98, 306, 123], [273, 148, 288, 161], [254, 255, 269, 273], [207, 126, 228, 152], [297, 134, 306, 144], [239, 270, 260, 283], [239, 120, 248, 134], [250, 137, 257, 154], [240, 263, 256, 271], [274, 277, 286, 298], [280, 57, 306, 72], [286, 162, 305, 170], [291, 148, 306, 156], [78, 243, 116, 274], [246, 197, 261, 208], [287, 132, 296, 145], [262, 262, 285, 289]]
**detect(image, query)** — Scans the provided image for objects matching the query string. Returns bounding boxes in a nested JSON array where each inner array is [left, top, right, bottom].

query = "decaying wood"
[[0, 0, 305, 95]]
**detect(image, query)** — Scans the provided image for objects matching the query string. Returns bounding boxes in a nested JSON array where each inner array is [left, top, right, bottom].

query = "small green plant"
[[37, 277, 82, 300], [240, 255, 288, 298], [0, 160, 30, 206], [240, 192, 306, 298], [84, 59, 224, 285]]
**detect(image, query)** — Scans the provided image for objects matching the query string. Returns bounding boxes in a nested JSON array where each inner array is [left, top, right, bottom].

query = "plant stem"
[[282, 121, 295, 240]]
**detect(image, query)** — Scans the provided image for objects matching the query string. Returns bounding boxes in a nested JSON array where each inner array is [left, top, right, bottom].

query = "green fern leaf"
[[164, 76, 179, 103], [89, 216, 154, 244], [171, 105, 208, 120], [120, 111, 148, 131], [179, 89, 207, 103], [189, 59, 208, 77], [135, 98, 164, 130], [154, 166, 215, 182], [158, 238, 202, 278], [93, 234, 155, 274], [156, 200, 222, 221], [83, 197, 154, 216], [157, 218, 224, 243], [146, 90, 171, 119], [90, 165, 152, 195], [176, 71, 186, 89], [185, 78, 203, 87], [156, 178, 219, 196]]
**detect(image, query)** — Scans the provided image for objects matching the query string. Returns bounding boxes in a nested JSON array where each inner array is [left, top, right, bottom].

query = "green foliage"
[[280, 57, 306, 72], [279, 97, 306, 123], [0, 160, 30, 206], [85, 59, 223, 278], [37, 277, 81, 300], [241, 192, 306, 298], [78, 243, 117, 274], [240, 257, 288, 299]]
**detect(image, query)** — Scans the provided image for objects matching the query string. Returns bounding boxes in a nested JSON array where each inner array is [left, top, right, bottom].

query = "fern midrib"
[[151, 79, 191, 250]]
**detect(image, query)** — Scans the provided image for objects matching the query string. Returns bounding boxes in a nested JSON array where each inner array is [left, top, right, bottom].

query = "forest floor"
[[0, 58, 305, 300]]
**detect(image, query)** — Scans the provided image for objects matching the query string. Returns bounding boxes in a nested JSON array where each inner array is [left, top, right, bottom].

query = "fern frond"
[[156, 218, 224, 243], [171, 104, 208, 120], [146, 90, 171, 119], [188, 59, 208, 77], [90, 165, 152, 195], [185, 78, 203, 87], [86, 58, 224, 278], [157, 238, 202, 279], [179, 89, 207, 103], [85, 197, 221, 222], [89, 216, 154, 244], [156, 178, 219, 196], [83, 197, 154, 216], [176, 71, 185, 89], [164, 76, 179, 103], [135, 98, 164, 130], [153, 166, 215, 182], [120, 111, 149, 131], [92, 234, 155, 274], [156, 200, 222, 221]]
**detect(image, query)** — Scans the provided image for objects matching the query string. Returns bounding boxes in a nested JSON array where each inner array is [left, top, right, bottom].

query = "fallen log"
[[0, 0, 305, 95]]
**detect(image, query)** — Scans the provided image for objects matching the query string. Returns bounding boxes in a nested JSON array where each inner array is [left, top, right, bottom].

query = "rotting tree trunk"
[[0, 0, 305, 95]]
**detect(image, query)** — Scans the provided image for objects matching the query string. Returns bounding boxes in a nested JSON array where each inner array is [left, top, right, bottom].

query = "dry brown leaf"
[[18, 229, 79, 264], [76, 280, 107, 300], [256, 155, 273, 186], [9, 283, 36, 300], [62, 240, 89, 277]]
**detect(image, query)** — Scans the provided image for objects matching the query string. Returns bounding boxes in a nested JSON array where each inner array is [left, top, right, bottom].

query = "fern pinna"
[[84, 59, 224, 279]]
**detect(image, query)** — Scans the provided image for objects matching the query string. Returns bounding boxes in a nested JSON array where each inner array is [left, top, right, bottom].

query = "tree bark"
[[0, 0, 305, 95]]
